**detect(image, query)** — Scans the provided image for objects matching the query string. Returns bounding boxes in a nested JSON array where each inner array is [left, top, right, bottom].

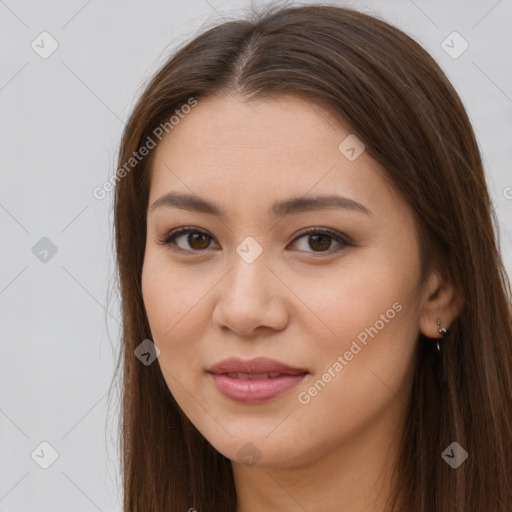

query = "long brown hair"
[[110, 3, 512, 510]]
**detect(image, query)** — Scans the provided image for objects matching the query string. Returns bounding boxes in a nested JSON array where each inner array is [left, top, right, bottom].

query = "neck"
[[232, 399, 406, 512]]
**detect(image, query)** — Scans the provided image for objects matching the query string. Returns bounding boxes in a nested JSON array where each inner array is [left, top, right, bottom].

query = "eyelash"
[[156, 226, 353, 255]]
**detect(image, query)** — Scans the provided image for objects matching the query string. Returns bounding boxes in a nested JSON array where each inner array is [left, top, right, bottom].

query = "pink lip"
[[207, 357, 309, 403]]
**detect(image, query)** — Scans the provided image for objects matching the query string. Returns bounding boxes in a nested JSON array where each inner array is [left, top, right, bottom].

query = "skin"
[[141, 94, 463, 512]]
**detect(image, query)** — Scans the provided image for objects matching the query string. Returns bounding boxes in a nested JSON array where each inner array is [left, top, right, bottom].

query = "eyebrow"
[[149, 191, 373, 218]]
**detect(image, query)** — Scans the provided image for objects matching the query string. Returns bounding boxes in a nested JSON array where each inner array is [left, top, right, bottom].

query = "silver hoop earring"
[[436, 317, 447, 352]]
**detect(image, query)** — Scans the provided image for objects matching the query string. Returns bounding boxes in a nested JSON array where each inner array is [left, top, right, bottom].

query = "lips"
[[224, 372, 284, 379], [207, 357, 309, 403], [207, 357, 308, 376]]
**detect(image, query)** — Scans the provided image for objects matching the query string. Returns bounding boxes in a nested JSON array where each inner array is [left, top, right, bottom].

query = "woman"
[[111, 4, 512, 511]]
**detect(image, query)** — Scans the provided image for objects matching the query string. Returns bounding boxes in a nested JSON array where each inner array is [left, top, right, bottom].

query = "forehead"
[[153, 94, 347, 167], [148, 94, 404, 223]]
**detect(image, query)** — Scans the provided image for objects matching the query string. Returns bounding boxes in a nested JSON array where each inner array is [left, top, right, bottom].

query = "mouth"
[[222, 372, 297, 379], [207, 357, 310, 403]]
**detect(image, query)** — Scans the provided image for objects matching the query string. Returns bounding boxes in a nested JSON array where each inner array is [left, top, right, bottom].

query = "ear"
[[419, 270, 464, 338]]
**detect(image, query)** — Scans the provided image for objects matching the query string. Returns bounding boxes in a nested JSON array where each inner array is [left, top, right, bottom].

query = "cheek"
[[295, 249, 421, 395], [141, 258, 209, 414], [291, 296, 418, 455], [297, 255, 416, 344], [142, 253, 206, 335], [141, 256, 207, 367]]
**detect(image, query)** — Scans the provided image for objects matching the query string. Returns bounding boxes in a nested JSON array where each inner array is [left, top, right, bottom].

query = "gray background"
[[0, 0, 511, 510]]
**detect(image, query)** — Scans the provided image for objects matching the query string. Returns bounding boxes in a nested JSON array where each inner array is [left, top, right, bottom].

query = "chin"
[[212, 434, 302, 468]]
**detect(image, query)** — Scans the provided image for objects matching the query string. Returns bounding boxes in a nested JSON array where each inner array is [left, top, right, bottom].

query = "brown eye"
[[157, 226, 351, 256], [307, 233, 332, 252], [290, 228, 350, 254], [184, 232, 211, 250], [158, 227, 217, 252]]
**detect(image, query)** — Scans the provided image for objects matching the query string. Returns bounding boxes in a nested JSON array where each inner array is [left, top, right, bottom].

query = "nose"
[[211, 253, 289, 337]]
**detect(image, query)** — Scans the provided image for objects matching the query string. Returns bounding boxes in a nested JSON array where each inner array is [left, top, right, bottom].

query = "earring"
[[436, 317, 447, 352]]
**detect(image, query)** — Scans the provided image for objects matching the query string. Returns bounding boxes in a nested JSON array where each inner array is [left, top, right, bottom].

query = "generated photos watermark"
[[93, 97, 198, 200], [298, 301, 403, 405]]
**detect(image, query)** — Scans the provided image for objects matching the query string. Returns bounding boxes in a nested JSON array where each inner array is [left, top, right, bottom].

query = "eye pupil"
[[189, 233, 210, 250], [309, 234, 331, 251]]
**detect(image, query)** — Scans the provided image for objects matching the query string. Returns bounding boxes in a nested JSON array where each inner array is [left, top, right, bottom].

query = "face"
[[141, 94, 429, 469]]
